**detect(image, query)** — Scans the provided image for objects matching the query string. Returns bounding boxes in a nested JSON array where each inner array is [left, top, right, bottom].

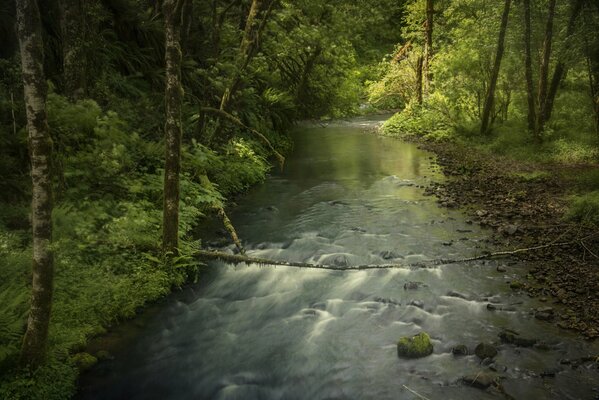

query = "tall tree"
[[16, 0, 55, 369], [422, 0, 433, 95], [204, 0, 276, 145], [480, 0, 511, 134], [162, 0, 185, 253], [543, 0, 584, 122], [523, 0, 536, 133], [535, 0, 556, 141], [59, 0, 85, 100]]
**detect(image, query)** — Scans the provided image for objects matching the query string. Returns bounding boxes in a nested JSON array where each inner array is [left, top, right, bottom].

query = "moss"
[[397, 332, 434, 358]]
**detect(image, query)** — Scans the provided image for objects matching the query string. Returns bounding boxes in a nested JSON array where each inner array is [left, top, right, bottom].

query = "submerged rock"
[[499, 331, 537, 347], [397, 332, 434, 359], [462, 372, 497, 389], [380, 250, 402, 260], [403, 281, 426, 290], [446, 290, 469, 300], [409, 300, 424, 309], [474, 343, 498, 360], [452, 344, 469, 356]]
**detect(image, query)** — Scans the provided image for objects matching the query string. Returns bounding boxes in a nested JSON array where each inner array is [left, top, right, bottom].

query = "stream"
[[78, 116, 599, 399]]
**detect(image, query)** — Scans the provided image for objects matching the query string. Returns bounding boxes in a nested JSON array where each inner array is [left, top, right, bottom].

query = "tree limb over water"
[[195, 232, 598, 271]]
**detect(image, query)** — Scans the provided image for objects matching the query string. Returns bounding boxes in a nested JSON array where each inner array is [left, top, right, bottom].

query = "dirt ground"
[[419, 140, 599, 339]]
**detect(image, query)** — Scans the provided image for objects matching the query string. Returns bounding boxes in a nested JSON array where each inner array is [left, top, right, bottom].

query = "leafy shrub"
[[381, 99, 453, 141], [566, 191, 599, 226]]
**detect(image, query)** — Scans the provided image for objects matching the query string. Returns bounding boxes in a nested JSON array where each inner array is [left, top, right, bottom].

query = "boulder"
[[404, 281, 425, 290], [462, 372, 497, 389], [474, 343, 497, 360], [499, 331, 537, 347], [452, 344, 469, 356], [397, 332, 434, 359]]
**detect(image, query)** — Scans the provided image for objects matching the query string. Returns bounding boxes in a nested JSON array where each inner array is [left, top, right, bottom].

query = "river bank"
[[408, 138, 599, 339]]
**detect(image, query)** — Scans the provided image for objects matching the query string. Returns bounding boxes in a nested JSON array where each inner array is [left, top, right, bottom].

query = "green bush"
[[566, 191, 599, 226]]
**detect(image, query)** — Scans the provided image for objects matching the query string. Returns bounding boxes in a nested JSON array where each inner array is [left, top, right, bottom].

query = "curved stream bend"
[[78, 116, 599, 400]]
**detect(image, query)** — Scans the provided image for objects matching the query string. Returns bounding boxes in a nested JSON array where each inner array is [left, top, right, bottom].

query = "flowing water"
[[78, 116, 599, 399]]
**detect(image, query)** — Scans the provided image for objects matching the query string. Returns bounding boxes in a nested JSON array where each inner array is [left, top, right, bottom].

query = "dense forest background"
[[1, 0, 598, 398]]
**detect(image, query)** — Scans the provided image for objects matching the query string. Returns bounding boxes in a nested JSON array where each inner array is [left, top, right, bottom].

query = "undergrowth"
[[0, 94, 275, 399]]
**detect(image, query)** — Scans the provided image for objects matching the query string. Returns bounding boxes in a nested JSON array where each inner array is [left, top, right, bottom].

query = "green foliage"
[[381, 100, 453, 141], [0, 92, 272, 397], [566, 191, 599, 226]]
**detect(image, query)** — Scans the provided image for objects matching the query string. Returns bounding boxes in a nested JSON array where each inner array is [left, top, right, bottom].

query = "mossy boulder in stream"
[[397, 332, 433, 358]]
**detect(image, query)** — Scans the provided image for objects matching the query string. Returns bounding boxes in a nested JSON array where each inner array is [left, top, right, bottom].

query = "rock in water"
[[498, 331, 537, 347], [474, 342, 498, 359], [462, 372, 497, 389], [397, 332, 434, 359], [452, 344, 469, 356]]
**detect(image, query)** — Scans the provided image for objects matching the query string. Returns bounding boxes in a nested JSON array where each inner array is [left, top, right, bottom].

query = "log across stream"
[[78, 116, 599, 400]]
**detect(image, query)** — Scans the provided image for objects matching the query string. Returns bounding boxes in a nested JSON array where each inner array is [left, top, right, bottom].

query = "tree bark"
[[535, 0, 556, 142], [523, 0, 536, 133], [16, 0, 55, 370], [162, 0, 184, 253], [480, 0, 511, 134], [416, 55, 423, 104], [180, 0, 193, 50], [422, 0, 434, 96], [543, 0, 584, 122], [205, 0, 276, 145], [59, 0, 85, 100]]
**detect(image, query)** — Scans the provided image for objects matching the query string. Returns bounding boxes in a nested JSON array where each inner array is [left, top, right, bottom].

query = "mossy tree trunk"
[[534, 0, 556, 142], [422, 0, 433, 96], [205, 0, 276, 145], [16, 0, 55, 370], [162, 0, 185, 253], [416, 55, 423, 104], [523, 0, 536, 133], [543, 0, 584, 122], [480, 0, 511, 134]]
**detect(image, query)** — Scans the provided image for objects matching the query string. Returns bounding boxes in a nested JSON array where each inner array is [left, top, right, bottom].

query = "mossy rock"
[[71, 352, 97, 372], [397, 332, 433, 359]]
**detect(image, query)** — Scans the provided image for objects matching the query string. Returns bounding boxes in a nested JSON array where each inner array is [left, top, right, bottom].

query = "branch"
[[200, 106, 285, 169], [196, 233, 599, 271]]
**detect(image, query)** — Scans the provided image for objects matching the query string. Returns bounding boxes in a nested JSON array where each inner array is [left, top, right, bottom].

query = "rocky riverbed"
[[417, 140, 599, 339]]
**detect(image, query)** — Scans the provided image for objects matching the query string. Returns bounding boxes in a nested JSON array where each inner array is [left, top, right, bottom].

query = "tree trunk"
[[59, 0, 85, 100], [543, 0, 584, 122], [523, 0, 536, 133], [416, 55, 423, 104], [480, 0, 511, 134], [180, 0, 193, 50], [162, 0, 184, 253], [296, 45, 322, 110], [205, 0, 275, 145], [535, 0, 556, 142], [422, 0, 434, 96], [16, 0, 54, 370]]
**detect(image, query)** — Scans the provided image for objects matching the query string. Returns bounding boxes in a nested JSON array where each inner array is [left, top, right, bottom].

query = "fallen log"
[[195, 233, 598, 271]]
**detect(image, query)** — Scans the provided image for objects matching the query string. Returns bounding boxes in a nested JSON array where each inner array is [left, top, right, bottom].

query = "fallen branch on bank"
[[195, 232, 598, 271]]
